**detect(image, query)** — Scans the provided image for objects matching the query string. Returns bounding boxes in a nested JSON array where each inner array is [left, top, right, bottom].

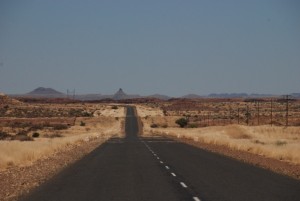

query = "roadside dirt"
[[0, 137, 108, 201], [172, 136, 300, 180]]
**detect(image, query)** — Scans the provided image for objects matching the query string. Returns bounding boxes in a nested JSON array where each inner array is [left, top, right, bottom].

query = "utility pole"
[[229, 109, 232, 124], [285, 95, 291, 127], [207, 112, 210, 126], [73, 89, 75, 100], [257, 101, 260, 126], [246, 105, 249, 126], [238, 108, 240, 124], [270, 99, 273, 127]]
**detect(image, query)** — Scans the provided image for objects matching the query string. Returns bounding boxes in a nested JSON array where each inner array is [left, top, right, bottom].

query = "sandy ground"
[[93, 104, 125, 117], [135, 104, 164, 117], [0, 105, 125, 170]]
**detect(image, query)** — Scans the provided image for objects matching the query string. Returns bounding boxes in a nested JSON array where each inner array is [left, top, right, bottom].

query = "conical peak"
[[113, 88, 127, 100]]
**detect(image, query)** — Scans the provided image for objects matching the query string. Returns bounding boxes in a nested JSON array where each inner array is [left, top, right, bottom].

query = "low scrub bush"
[[175, 118, 189, 128], [44, 133, 63, 138], [52, 124, 69, 130], [12, 134, 33, 141], [161, 124, 168, 128], [275, 140, 287, 146], [29, 125, 45, 131], [0, 131, 11, 140], [111, 105, 118, 109], [187, 123, 198, 128], [80, 121, 86, 126], [253, 140, 265, 145], [17, 130, 28, 136], [32, 132, 40, 138], [150, 123, 158, 128]]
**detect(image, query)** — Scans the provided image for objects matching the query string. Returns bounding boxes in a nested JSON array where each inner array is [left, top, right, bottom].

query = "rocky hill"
[[27, 87, 65, 96]]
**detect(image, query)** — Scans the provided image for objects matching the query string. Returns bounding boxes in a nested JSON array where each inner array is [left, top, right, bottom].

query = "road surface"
[[21, 106, 300, 201]]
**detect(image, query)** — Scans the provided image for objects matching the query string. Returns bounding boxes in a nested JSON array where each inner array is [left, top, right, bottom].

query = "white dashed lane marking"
[[142, 139, 202, 201], [193, 197, 201, 201], [180, 182, 188, 188]]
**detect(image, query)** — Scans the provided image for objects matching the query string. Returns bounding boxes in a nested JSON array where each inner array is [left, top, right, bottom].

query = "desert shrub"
[[32, 132, 40, 138], [175, 118, 189, 128], [253, 140, 265, 145], [10, 122, 32, 128], [115, 117, 119, 121], [52, 124, 68, 130], [44, 133, 63, 138], [29, 124, 45, 131], [187, 123, 198, 128], [69, 109, 80, 116], [13, 134, 33, 141], [17, 130, 28, 136], [80, 121, 86, 126], [82, 112, 93, 117], [162, 124, 168, 128], [69, 109, 92, 117], [275, 140, 287, 146], [0, 131, 11, 140], [111, 105, 118, 109], [150, 123, 158, 128]]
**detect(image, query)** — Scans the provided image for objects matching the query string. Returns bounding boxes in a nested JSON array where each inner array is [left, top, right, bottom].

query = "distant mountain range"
[[8, 87, 300, 100]]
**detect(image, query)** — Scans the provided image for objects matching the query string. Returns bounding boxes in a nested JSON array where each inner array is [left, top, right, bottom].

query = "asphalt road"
[[21, 106, 300, 201]]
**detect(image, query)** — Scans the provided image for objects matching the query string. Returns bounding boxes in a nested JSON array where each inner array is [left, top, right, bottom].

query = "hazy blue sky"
[[0, 0, 299, 96]]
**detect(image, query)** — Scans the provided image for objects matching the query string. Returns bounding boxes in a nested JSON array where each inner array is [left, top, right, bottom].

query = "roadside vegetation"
[[136, 104, 300, 165], [0, 101, 125, 170]]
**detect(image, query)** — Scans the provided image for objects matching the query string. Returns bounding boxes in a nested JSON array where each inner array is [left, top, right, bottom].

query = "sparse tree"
[[175, 118, 188, 128]]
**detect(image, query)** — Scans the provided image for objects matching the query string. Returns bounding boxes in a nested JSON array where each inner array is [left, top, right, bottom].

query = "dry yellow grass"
[[0, 106, 124, 170], [93, 104, 125, 117], [135, 104, 164, 117], [146, 125, 300, 164], [136, 105, 300, 165]]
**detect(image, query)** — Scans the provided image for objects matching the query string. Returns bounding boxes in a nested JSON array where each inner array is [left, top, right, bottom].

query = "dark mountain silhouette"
[[291, 93, 300, 98], [147, 94, 171, 100], [113, 88, 127, 100], [111, 88, 141, 100], [208, 93, 248, 98], [28, 87, 64, 95], [181, 94, 203, 99], [24, 87, 65, 98]]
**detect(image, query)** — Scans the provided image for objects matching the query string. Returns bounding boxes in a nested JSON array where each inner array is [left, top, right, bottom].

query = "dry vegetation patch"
[[0, 102, 125, 168], [146, 125, 300, 165]]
